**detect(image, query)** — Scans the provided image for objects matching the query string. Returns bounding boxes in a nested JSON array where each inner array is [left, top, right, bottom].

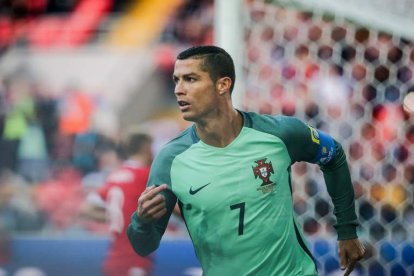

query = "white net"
[[272, 0, 414, 41], [242, 0, 414, 274]]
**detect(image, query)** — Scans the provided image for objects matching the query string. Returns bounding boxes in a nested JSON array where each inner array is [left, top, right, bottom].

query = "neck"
[[195, 108, 243, 148], [127, 154, 149, 167]]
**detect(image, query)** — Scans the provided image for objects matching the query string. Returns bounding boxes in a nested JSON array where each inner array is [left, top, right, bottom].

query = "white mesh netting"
[[242, 0, 414, 274]]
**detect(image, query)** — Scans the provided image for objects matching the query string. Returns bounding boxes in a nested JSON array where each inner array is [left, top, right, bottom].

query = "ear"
[[216, 77, 232, 95]]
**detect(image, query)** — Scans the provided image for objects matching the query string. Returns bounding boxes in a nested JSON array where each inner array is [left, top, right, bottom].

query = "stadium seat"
[[0, 17, 13, 48], [27, 0, 111, 48], [57, 0, 112, 47], [27, 17, 63, 48]]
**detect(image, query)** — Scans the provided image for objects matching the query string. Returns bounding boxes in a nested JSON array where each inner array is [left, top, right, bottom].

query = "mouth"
[[178, 100, 190, 111]]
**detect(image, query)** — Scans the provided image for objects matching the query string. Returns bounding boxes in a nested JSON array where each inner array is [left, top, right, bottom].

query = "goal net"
[[235, 0, 414, 274]]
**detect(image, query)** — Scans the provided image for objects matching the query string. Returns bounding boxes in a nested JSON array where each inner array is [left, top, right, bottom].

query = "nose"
[[174, 80, 185, 96]]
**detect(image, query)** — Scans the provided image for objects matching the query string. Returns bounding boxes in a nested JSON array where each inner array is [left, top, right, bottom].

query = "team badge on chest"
[[252, 158, 276, 194]]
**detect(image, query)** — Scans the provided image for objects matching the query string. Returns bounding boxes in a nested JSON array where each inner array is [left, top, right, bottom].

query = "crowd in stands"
[[0, 70, 188, 236], [0, 0, 213, 237], [0, 70, 112, 233]]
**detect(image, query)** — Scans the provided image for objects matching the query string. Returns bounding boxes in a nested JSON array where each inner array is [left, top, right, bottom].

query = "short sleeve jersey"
[[146, 111, 337, 276]]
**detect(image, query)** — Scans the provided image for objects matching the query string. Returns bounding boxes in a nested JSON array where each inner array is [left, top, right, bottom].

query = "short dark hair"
[[120, 130, 152, 158], [177, 45, 236, 93]]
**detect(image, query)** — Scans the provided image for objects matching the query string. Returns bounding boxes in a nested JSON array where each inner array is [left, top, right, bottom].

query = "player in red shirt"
[[80, 130, 154, 276]]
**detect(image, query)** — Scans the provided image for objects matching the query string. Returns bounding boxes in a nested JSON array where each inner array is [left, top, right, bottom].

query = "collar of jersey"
[[190, 110, 249, 150]]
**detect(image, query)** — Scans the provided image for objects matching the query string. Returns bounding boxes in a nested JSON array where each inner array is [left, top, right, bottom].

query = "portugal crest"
[[252, 158, 274, 186]]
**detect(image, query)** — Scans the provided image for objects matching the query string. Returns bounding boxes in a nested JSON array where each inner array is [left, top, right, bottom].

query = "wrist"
[[131, 212, 153, 231], [336, 224, 358, 240]]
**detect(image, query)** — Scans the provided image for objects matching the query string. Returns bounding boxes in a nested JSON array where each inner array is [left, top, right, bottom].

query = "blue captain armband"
[[308, 126, 336, 165]]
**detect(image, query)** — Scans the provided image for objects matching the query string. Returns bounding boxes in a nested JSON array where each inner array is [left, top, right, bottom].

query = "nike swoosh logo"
[[189, 183, 211, 195]]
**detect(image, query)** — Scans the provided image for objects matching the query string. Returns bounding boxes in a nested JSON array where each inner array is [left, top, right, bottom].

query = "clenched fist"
[[339, 238, 366, 276], [137, 184, 169, 223]]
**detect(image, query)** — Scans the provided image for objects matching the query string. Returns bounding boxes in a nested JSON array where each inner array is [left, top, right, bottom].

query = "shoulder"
[[106, 167, 135, 184], [242, 111, 307, 137], [148, 126, 196, 187], [153, 126, 197, 167]]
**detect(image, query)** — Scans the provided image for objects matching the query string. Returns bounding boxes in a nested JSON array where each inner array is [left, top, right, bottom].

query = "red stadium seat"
[[27, 17, 63, 48], [27, 0, 111, 48], [0, 17, 13, 47], [57, 0, 112, 47]]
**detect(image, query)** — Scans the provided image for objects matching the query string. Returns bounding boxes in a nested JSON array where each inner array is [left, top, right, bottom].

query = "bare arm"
[[80, 203, 107, 222], [79, 197, 107, 222]]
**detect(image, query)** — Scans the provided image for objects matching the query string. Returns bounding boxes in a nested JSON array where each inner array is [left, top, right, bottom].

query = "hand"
[[338, 238, 365, 276], [137, 184, 169, 223]]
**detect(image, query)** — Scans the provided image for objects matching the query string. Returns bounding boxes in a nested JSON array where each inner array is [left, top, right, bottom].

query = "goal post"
[[214, 0, 245, 109]]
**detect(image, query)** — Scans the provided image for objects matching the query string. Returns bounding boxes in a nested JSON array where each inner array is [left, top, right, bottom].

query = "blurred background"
[[0, 0, 413, 275]]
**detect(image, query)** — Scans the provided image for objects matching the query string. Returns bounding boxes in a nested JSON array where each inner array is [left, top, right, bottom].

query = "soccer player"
[[80, 130, 154, 276], [127, 45, 365, 275]]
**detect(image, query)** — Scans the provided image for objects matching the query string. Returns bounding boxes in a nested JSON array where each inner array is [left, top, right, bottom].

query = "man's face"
[[173, 58, 218, 122]]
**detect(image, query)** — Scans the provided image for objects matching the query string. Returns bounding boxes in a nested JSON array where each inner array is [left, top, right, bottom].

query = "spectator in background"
[[58, 87, 94, 136], [0, 76, 35, 173], [56, 86, 94, 167], [16, 115, 49, 184], [0, 81, 6, 138], [0, 169, 45, 232], [33, 85, 59, 164], [79, 129, 154, 276], [81, 143, 121, 194], [16, 84, 51, 183]]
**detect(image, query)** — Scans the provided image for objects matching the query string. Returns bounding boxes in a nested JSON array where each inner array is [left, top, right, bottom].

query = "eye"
[[172, 76, 178, 84], [184, 76, 197, 82]]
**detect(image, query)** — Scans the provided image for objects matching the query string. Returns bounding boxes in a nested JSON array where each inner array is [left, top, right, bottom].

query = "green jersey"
[[128, 111, 358, 275]]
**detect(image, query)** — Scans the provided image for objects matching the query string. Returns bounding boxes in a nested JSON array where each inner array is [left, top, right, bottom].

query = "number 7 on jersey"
[[230, 202, 245, 235]]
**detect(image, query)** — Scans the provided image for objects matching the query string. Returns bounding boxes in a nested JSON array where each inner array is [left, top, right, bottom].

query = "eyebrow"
[[172, 73, 199, 80]]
